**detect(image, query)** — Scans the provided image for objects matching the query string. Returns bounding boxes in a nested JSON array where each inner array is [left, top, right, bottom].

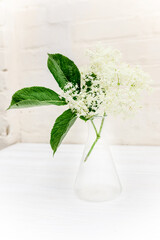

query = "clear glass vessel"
[[74, 116, 122, 202]]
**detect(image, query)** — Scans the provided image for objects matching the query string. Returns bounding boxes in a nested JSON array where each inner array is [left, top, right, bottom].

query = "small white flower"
[[61, 45, 151, 118]]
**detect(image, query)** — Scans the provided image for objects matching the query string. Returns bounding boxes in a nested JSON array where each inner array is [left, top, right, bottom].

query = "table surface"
[[0, 143, 160, 240]]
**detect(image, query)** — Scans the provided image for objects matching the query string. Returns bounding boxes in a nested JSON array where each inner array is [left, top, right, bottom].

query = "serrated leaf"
[[50, 109, 77, 155], [8, 86, 66, 109], [47, 53, 80, 91]]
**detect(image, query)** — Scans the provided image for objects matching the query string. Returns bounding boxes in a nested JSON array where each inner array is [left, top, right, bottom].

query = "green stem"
[[84, 115, 105, 162], [84, 137, 99, 162], [91, 119, 99, 136], [98, 116, 105, 136]]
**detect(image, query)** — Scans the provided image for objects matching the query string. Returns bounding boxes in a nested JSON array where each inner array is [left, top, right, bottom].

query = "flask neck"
[[87, 116, 107, 141]]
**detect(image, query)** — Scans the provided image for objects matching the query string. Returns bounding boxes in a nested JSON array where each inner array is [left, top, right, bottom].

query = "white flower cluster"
[[61, 45, 151, 119]]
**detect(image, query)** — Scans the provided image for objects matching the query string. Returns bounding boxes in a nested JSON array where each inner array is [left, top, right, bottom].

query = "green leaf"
[[47, 53, 81, 91], [80, 115, 95, 121], [50, 109, 77, 155], [8, 86, 66, 109], [80, 116, 89, 122]]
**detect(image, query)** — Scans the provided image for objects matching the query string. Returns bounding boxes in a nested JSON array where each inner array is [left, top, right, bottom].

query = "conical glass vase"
[[74, 116, 122, 202]]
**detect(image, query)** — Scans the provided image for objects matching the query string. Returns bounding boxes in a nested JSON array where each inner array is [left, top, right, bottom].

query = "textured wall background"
[[0, 0, 160, 148], [0, 0, 20, 149]]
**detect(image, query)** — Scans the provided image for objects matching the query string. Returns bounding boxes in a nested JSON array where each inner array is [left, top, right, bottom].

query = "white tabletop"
[[0, 143, 160, 240]]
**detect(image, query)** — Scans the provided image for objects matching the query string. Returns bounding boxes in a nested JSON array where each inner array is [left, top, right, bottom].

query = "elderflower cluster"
[[61, 45, 151, 119]]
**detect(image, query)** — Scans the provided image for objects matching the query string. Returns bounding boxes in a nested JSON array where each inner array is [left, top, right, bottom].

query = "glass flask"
[[74, 116, 122, 202]]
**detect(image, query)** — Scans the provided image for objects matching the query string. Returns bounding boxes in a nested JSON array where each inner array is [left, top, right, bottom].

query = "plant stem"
[[91, 119, 99, 136], [84, 115, 105, 162], [84, 137, 99, 162]]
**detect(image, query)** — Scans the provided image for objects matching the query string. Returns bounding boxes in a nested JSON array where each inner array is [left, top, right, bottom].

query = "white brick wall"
[[0, 1, 20, 149], [73, 18, 141, 41], [0, 0, 160, 149]]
